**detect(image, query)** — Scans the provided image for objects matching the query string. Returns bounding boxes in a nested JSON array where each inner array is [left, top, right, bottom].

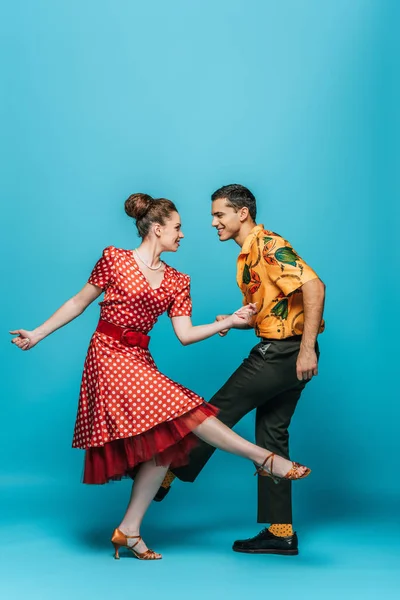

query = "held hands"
[[231, 303, 258, 328], [217, 303, 258, 336], [9, 329, 41, 351]]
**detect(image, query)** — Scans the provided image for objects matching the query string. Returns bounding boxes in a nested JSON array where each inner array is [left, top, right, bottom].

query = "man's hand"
[[216, 303, 257, 336], [296, 347, 318, 381], [230, 303, 257, 330], [233, 304, 257, 325]]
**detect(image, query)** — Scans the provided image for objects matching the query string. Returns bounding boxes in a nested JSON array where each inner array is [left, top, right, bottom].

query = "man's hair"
[[211, 184, 257, 221]]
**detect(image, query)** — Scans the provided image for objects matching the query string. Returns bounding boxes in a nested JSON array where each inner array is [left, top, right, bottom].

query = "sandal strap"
[[129, 535, 142, 550], [255, 452, 275, 476], [269, 454, 275, 477], [136, 548, 158, 559], [284, 462, 300, 479]]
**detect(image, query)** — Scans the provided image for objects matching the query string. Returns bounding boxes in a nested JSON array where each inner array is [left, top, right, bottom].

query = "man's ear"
[[239, 206, 249, 222]]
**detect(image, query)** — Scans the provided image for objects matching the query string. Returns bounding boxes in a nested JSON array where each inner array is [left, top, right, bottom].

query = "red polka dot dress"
[[72, 246, 218, 484]]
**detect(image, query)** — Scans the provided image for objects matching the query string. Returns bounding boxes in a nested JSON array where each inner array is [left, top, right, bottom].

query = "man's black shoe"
[[153, 485, 171, 502], [232, 528, 298, 555]]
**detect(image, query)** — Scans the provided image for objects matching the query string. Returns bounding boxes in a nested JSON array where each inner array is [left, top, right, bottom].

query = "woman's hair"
[[125, 193, 178, 238]]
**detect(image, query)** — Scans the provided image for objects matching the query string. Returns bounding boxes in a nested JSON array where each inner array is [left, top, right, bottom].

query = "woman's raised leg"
[[193, 417, 309, 480]]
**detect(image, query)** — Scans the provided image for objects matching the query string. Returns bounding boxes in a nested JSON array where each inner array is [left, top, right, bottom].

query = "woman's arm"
[[10, 283, 103, 351], [171, 304, 257, 346]]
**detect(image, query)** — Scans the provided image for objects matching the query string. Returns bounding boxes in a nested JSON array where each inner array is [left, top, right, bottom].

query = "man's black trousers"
[[172, 336, 318, 524]]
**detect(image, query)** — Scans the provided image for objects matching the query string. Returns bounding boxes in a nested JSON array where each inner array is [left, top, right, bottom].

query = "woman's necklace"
[[134, 249, 163, 271]]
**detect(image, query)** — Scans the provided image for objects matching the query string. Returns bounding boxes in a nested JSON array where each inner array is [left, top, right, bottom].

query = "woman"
[[10, 193, 310, 561]]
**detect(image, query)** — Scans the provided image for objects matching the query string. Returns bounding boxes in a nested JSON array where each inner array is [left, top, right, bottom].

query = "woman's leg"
[[193, 417, 307, 478], [118, 458, 169, 554]]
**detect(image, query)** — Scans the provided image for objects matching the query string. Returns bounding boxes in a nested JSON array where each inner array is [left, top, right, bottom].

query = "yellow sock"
[[268, 523, 294, 537], [161, 470, 176, 489]]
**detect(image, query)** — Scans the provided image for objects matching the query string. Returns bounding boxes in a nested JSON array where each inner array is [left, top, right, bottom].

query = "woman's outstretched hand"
[[9, 329, 41, 351]]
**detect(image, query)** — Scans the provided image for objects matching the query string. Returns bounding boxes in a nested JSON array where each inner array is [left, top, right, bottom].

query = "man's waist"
[[259, 334, 303, 343]]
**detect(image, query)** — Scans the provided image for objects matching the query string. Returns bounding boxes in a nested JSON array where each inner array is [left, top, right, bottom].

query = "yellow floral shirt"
[[237, 225, 325, 339]]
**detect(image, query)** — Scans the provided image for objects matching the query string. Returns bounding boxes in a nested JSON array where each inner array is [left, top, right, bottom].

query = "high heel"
[[111, 528, 162, 560], [254, 453, 311, 484]]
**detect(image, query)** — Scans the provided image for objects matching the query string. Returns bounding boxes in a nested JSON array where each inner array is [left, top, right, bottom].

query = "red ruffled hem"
[[83, 403, 219, 484]]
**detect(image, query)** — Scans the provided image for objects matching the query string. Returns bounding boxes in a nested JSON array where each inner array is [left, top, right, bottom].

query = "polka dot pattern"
[[72, 246, 201, 449], [268, 524, 294, 538]]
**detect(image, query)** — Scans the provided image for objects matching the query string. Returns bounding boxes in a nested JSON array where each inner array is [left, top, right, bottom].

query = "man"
[[156, 184, 325, 555]]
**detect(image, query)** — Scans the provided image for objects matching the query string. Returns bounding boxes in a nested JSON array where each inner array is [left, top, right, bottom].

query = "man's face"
[[211, 197, 242, 241]]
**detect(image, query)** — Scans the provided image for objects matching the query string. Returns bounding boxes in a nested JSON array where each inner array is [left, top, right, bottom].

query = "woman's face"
[[158, 211, 184, 252]]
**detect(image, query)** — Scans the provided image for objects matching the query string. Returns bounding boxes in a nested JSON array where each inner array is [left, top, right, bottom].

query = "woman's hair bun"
[[124, 193, 153, 220]]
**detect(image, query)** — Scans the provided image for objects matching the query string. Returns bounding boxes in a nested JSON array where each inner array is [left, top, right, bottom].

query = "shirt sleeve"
[[264, 237, 320, 296], [168, 275, 192, 317], [88, 246, 115, 290]]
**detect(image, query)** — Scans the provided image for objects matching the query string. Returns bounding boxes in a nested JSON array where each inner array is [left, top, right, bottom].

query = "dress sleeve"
[[263, 237, 320, 296], [168, 275, 192, 317], [88, 246, 116, 290]]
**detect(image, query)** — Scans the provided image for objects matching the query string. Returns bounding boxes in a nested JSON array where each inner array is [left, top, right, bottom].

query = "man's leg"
[[232, 384, 306, 555], [155, 357, 262, 500], [172, 347, 270, 482], [162, 339, 302, 485], [158, 338, 315, 508], [255, 384, 305, 525], [232, 337, 316, 555]]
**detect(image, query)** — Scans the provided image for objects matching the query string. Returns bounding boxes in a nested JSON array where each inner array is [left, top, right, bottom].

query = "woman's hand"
[[9, 329, 43, 351], [216, 314, 230, 337]]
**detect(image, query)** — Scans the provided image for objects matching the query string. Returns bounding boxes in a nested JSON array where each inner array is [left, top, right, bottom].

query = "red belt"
[[96, 320, 150, 350]]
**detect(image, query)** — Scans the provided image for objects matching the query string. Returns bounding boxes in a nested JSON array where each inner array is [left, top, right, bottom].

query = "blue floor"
[[1, 473, 399, 600]]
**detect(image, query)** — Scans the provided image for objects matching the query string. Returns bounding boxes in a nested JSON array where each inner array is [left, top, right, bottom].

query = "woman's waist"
[[95, 319, 151, 350]]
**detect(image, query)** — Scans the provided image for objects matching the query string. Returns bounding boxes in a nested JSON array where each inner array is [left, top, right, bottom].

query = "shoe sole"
[[232, 547, 298, 556]]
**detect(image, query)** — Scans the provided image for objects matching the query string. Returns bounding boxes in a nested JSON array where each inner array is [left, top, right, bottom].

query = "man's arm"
[[296, 278, 326, 381]]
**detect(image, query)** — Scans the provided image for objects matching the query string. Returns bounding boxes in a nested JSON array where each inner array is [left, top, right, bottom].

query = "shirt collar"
[[240, 224, 264, 256]]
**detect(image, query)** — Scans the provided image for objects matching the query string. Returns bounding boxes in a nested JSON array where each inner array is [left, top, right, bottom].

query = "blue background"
[[1, 1, 398, 598]]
